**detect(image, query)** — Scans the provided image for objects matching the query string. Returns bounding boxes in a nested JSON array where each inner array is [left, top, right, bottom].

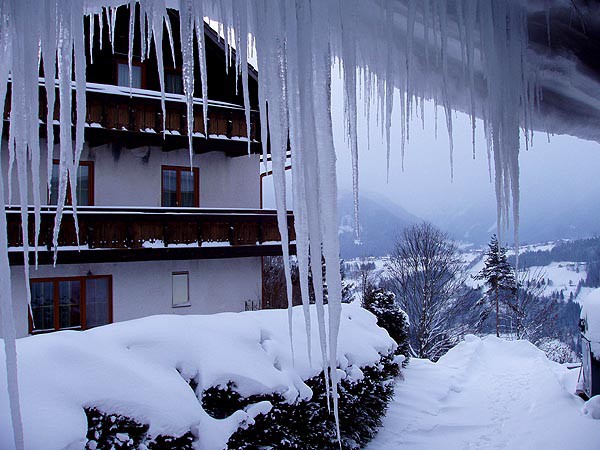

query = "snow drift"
[[0, 304, 396, 450], [368, 335, 600, 449]]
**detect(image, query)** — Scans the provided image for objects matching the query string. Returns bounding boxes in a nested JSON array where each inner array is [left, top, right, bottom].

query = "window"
[[165, 71, 183, 94], [30, 276, 112, 333], [117, 62, 142, 89], [172, 272, 190, 307], [161, 166, 199, 207], [49, 161, 94, 206]]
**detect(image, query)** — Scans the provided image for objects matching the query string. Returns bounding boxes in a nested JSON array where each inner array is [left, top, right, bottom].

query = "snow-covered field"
[[0, 305, 395, 450], [367, 335, 600, 450]]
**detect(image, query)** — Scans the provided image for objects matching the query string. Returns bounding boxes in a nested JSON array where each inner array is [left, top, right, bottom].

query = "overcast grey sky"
[[330, 71, 600, 228]]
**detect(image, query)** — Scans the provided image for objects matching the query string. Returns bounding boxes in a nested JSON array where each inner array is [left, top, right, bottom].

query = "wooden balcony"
[[7, 206, 295, 266], [3, 81, 262, 157]]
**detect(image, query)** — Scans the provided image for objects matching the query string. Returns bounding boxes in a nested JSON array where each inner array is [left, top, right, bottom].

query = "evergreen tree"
[[474, 234, 517, 337], [362, 288, 410, 360]]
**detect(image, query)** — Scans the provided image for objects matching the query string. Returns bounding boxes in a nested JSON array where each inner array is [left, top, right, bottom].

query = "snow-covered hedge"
[[0, 305, 397, 450]]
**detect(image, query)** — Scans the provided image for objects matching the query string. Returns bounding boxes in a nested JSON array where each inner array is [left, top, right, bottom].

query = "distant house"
[[2, 7, 294, 337], [577, 289, 600, 399]]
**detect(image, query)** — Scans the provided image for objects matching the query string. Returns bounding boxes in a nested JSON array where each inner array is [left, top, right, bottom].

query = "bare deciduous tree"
[[386, 222, 467, 361], [506, 267, 558, 343]]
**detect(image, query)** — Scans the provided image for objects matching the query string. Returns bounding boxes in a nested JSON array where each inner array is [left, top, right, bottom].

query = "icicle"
[[53, 1, 75, 266], [340, 4, 360, 242], [164, 10, 176, 67], [283, 0, 312, 366], [178, 0, 196, 166], [99, 7, 104, 51], [193, 1, 209, 143], [88, 14, 94, 64], [0, 12, 23, 449], [109, 7, 117, 54], [42, 0, 57, 200], [70, 0, 87, 249], [312, 36, 343, 445], [232, 0, 251, 154], [545, 0, 551, 47], [143, 0, 169, 136], [127, 0, 136, 94]]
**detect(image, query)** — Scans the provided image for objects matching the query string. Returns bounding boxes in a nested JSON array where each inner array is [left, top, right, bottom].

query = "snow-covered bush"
[[536, 338, 578, 364], [582, 396, 600, 420], [0, 305, 396, 450], [203, 355, 399, 449], [85, 408, 194, 450], [362, 288, 410, 362]]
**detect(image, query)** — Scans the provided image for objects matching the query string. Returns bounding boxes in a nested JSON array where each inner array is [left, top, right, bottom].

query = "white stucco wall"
[[2, 140, 264, 338], [3, 141, 260, 208], [7, 257, 263, 338]]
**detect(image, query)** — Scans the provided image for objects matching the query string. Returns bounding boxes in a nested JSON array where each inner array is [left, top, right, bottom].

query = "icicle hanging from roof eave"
[[0, 2, 542, 449]]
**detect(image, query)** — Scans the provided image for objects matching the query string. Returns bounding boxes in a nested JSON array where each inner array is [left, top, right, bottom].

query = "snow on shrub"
[[202, 355, 399, 449], [0, 305, 396, 450], [362, 288, 410, 362], [536, 338, 578, 364], [582, 396, 600, 420]]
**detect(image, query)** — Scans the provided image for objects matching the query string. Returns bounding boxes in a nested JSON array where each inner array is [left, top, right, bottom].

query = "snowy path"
[[367, 336, 600, 450]]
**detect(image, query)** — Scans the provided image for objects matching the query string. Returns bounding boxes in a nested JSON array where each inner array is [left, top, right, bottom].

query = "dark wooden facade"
[[3, 7, 294, 267], [7, 206, 295, 266], [3, 6, 262, 156]]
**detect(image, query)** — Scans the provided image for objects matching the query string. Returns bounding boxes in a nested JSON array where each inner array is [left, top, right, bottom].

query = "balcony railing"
[[3, 81, 262, 156], [7, 206, 294, 265]]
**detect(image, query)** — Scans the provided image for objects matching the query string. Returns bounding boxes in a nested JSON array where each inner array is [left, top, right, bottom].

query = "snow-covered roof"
[[581, 288, 600, 344]]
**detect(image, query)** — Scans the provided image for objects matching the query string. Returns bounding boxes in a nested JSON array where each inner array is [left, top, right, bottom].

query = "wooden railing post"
[[228, 222, 234, 246], [257, 220, 264, 244], [197, 220, 203, 245], [226, 112, 233, 138], [87, 222, 95, 249], [163, 224, 169, 247]]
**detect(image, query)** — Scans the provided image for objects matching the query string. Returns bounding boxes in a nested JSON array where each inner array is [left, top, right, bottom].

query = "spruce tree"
[[362, 288, 410, 360], [474, 234, 517, 337]]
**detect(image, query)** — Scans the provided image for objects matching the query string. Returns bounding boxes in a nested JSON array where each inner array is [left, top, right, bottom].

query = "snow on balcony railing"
[[2, 80, 260, 146], [5, 205, 294, 254]]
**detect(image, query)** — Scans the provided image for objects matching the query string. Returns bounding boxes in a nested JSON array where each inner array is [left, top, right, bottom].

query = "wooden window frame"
[[49, 160, 95, 206], [161, 165, 200, 207], [114, 57, 146, 89], [172, 271, 191, 308], [29, 275, 113, 334], [164, 67, 184, 95]]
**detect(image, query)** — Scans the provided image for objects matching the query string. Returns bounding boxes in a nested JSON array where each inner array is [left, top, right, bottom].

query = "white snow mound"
[[0, 304, 395, 450], [368, 335, 600, 450], [583, 396, 600, 420]]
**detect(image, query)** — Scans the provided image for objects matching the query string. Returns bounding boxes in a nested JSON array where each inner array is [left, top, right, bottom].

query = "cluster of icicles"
[[0, 1, 539, 448]]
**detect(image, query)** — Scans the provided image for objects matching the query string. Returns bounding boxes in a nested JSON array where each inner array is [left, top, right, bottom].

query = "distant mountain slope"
[[430, 196, 600, 246], [338, 191, 420, 258]]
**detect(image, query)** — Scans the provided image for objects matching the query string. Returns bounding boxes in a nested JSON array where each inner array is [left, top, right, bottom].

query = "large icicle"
[[0, 7, 23, 450], [282, 0, 312, 365], [178, 0, 196, 165], [258, 0, 295, 363], [311, 2, 343, 437]]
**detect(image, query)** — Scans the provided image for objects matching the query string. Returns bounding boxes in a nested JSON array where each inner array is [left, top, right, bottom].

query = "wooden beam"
[[8, 244, 297, 266]]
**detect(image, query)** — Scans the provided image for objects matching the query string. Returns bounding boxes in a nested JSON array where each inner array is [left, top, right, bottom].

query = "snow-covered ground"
[[527, 261, 587, 299], [367, 335, 600, 450]]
